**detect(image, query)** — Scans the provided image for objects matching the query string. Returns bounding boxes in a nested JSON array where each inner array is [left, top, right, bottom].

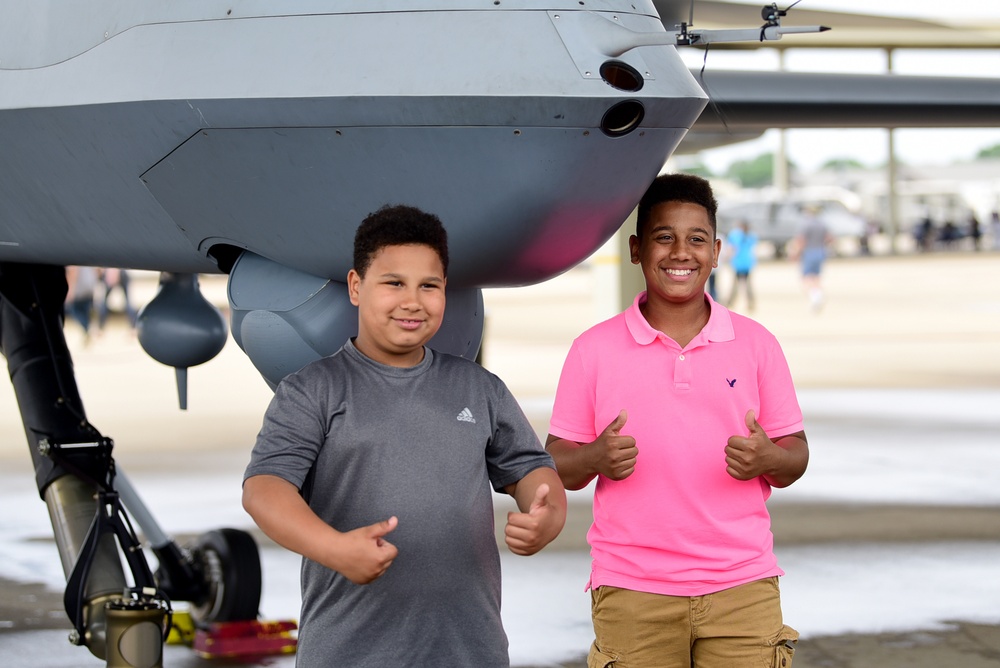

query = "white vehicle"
[[717, 192, 866, 256]]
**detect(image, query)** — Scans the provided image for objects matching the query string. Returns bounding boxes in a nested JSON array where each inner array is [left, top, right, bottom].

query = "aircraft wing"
[[680, 68, 1000, 152], [644, 1, 1000, 152]]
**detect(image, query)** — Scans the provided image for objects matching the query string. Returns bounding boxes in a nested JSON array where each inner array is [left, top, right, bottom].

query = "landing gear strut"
[[0, 262, 262, 664]]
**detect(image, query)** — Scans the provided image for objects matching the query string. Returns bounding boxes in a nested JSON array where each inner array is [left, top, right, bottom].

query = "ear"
[[713, 237, 722, 268], [628, 234, 640, 265], [347, 269, 362, 306]]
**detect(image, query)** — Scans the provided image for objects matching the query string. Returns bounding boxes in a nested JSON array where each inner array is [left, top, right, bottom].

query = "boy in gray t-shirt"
[[243, 205, 566, 667]]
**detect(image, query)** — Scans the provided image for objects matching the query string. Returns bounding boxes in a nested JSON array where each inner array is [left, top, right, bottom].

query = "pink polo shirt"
[[549, 292, 804, 596]]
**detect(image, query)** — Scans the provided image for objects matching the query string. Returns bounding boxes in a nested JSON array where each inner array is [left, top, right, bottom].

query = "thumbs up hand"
[[725, 409, 776, 481], [332, 516, 400, 585], [505, 483, 562, 556], [590, 410, 638, 481]]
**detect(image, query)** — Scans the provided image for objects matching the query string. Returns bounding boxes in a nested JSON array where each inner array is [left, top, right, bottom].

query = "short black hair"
[[352, 205, 449, 278], [636, 173, 718, 238]]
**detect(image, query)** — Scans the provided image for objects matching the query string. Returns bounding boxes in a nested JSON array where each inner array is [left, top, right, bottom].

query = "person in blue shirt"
[[725, 220, 758, 312]]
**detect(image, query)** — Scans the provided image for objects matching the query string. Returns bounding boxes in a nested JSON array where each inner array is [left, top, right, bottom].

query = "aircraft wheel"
[[189, 528, 262, 623]]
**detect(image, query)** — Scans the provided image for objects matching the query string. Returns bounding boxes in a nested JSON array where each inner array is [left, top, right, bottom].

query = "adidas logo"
[[457, 407, 476, 424]]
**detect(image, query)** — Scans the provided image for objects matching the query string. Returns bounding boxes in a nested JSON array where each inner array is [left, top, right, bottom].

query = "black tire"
[[189, 528, 262, 623]]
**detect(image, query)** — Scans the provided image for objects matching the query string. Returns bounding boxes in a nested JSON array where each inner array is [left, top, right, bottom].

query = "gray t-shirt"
[[244, 340, 553, 667], [799, 215, 829, 250]]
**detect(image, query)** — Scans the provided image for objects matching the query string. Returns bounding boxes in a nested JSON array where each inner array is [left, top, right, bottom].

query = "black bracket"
[[40, 438, 171, 644]]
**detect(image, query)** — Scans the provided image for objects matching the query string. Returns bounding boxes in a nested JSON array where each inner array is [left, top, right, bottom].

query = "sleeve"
[[243, 370, 328, 490], [484, 375, 555, 492], [755, 333, 805, 439], [548, 339, 598, 444]]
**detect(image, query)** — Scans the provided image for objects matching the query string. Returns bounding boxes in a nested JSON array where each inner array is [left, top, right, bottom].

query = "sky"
[[674, 0, 1000, 174]]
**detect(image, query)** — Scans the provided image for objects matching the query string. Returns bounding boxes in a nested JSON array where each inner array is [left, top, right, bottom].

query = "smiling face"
[[629, 200, 721, 310], [348, 243, 446, 367]]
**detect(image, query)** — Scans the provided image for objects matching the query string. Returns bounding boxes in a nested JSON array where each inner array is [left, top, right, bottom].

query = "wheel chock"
[[192, 619, 298, 658], [166, 610, 196, 646]]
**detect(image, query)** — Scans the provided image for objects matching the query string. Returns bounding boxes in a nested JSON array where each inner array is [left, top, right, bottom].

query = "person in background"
[[97, 268, 138, 332], [968, 213, 982, 251], [791, 205, 832, 312], [725, 219, 758, 312], [64, 265, 99, 344]]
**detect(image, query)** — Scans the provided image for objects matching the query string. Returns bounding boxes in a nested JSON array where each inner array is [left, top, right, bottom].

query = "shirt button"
[[679, 354, 685, 361]]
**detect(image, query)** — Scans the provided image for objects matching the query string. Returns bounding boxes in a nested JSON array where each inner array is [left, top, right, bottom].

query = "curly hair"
[[636, 173, 718, 239], [352, 205, 449, 278]]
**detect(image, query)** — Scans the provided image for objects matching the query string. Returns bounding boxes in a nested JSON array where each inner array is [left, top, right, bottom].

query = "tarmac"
[[1, 240, 999, 667]]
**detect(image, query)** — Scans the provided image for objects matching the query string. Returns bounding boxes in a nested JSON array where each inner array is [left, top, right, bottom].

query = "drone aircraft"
[[1, 0, 998, 664]]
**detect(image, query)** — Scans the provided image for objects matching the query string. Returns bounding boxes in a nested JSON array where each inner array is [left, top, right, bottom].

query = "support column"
[[886, 47, 901, 254], [774, 49, 790, 192], [598, 209, 645, 318]]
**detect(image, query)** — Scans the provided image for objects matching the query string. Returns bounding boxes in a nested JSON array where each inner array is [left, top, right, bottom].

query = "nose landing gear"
[[0, 262, 272, 665]]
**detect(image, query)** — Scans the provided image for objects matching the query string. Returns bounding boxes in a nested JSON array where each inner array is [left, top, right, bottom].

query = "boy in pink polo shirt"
[[547, 173, 809, 668]]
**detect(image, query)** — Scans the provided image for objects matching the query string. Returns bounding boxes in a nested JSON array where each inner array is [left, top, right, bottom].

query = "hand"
[[725, 410, 776, 481], [330, 516, 399, 585], [505, 484, 561, 556], [589, 410, 638, 481]]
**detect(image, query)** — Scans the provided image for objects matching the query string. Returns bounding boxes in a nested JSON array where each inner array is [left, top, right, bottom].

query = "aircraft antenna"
[[675, 2, 827, 47], [760, 1, 805, 40]]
